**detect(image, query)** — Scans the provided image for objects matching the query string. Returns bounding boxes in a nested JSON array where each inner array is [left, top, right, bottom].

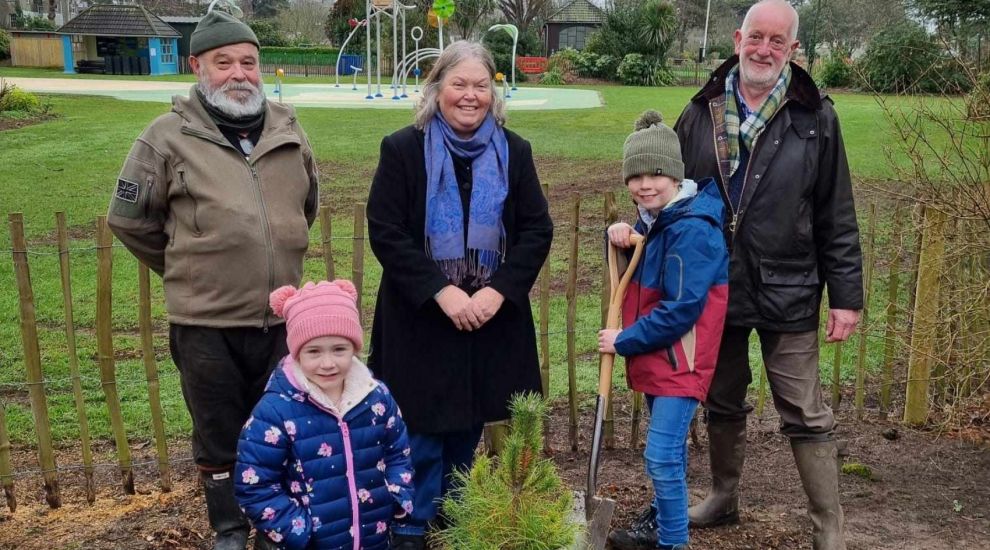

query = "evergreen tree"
[[433, 393, 578, 550]]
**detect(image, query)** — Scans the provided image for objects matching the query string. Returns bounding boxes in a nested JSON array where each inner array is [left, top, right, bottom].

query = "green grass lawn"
[[0, 72, 917, 446]]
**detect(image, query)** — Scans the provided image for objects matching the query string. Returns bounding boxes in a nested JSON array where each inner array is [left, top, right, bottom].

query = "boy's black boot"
[[201, 471, 250, 550], [391, 533, 426, 550], [606, 504, 658, 549]]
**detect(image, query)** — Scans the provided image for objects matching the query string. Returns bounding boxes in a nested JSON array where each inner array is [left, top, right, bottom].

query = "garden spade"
[[586, 234, 646, 548]]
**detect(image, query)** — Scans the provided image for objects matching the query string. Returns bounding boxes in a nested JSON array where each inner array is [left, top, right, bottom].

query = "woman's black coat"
[[366, 124, 553, 434]]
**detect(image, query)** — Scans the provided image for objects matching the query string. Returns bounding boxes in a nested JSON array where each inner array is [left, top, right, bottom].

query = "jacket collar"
[[692, 55, 823, 111], [172, 85, 299, 148], [640, 177, 724, 234], [273, 356, 380, 417]]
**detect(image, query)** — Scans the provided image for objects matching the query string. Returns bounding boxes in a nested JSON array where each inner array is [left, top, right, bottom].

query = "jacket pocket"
[[176, 168, 203, 237], [756, 258, 820, 322]]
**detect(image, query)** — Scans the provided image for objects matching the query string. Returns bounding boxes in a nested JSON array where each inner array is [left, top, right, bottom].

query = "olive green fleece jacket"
[[108, 86, 320, 329]]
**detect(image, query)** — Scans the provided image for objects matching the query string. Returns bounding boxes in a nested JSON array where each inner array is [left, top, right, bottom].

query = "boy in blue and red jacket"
[[598, 111, 729, 550]]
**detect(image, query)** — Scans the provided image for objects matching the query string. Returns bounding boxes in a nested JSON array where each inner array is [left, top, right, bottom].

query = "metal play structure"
[[332, 0, 522, 102]]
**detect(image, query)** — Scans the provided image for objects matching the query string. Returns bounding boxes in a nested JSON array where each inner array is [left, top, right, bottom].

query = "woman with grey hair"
[[366, 40, 553, 548]]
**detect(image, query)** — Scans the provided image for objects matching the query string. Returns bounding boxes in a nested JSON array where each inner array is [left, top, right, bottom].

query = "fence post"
[[831, 335, 844, 409], [95, 216, 135, 494], [0, 404, 16, 512], [484, 422, 509, 457], [904, 206, 947, 426], [539, 184, 552, 453], [630, 392, 644, 449], [9, 212, 61, 508], [855, 202, 877, 420], [138, 263, 172, 492], [905, 204, 924, 326], [601, 192, 617, 450], [55, 212, 96, 503], [352, 203, 366, 322], [566, 198, 580, 452], [755, 365, 769, 416], [320, 206, 335, 280], [880, 205, 904, 415]]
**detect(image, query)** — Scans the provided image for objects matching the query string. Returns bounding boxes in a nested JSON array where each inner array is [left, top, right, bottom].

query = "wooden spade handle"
[[597, 234, 645, 397]]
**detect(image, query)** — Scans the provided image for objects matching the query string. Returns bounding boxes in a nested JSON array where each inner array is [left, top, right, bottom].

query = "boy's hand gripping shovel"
[[585, 234, 645, 548]]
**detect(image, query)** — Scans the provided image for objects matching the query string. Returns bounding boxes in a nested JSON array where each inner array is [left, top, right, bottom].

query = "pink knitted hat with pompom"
[[269, 280, 363, 360]]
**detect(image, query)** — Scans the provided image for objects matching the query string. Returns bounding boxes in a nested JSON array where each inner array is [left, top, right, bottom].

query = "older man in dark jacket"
[[674, 2, 862, 549]]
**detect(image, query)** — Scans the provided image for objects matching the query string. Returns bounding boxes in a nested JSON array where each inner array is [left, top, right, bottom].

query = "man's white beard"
[[198, 75, 266, 118]]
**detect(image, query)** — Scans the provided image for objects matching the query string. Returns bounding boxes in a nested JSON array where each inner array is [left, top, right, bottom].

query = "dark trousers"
[[169, 323, 288, 470], [705, 325, 835, 441], [393, 425, 484, 535]]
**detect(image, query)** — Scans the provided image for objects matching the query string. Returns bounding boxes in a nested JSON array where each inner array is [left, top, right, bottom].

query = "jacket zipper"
[[245, 159, 276, 333], [144, 176, 155, 218], [709, 98, 789, 245], [634, 219, 680, 373], [304, 396, 362, 550], [180, 125, 290, 332], [339, 421, 362, 550]]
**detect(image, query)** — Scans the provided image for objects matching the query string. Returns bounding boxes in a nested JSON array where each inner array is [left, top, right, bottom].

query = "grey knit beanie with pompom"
[[622, 110, 684, 182]]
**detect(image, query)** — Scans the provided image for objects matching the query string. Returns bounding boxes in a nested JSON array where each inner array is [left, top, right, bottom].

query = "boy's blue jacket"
[[615, 177, 729, 400], [236, 358, 414, 550]]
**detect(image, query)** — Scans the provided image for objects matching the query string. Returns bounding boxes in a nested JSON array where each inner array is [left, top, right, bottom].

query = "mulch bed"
[[0, 392, 987, 549]]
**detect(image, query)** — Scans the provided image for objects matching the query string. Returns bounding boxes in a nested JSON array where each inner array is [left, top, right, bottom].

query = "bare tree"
[[497, 0, 552, 34], [798, 0, 907, 56], [277, 0, 331, 44], [450, 0, 496, 41]]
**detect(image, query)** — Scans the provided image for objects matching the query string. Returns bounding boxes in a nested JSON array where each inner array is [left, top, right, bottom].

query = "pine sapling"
[[432, 393, 578, 550]]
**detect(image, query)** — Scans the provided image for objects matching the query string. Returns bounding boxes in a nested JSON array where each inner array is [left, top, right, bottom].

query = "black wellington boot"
[[201, 471, 250, 550]]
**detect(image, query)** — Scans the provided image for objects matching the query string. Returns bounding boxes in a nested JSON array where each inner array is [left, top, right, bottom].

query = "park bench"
[[76, 60, 105, 74]]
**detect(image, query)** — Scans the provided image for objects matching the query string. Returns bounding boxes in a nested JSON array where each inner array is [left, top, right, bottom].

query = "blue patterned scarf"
[[425, 112, 509, 286]]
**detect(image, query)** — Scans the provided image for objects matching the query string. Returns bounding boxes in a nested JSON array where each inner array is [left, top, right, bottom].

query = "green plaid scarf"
[[723, 63, 792, 177]]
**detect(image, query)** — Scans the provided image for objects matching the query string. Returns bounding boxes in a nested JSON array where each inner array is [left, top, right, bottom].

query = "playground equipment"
[[329, 0, 521, 103], [350, 65, 364, 90], [487, 23, 519, 93], [275, 68, 284, 102], [334, 18, 368, 88]]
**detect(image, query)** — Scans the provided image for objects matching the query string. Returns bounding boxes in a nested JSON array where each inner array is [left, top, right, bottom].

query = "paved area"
[[4, 77, 603, 110]]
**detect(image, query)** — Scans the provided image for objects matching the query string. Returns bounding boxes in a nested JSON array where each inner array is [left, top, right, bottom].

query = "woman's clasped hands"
[[436, 285, 505, 331]]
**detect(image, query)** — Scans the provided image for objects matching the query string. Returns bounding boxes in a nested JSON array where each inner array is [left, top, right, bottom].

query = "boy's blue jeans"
[[392, 425, 484, 536], [644, 395, 699, 547]]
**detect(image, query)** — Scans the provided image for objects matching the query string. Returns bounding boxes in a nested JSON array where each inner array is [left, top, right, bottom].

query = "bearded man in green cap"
[[108, 5, 319, 549]]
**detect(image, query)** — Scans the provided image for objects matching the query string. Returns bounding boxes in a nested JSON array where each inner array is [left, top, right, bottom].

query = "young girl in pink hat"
[[235, 280, 414, 549]]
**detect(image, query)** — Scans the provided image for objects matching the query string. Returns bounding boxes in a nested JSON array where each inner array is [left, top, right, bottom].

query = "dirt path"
[[0, 393, 987, 549]]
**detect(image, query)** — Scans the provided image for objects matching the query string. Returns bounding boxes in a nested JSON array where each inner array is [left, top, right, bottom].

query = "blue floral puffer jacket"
[[236, 357, 414, 550]]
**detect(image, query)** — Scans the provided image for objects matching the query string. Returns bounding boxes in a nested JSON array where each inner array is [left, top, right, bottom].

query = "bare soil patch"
[[552, 392, 990, 550], [1, 391, 987, 549], [0, 114, 54, 132]]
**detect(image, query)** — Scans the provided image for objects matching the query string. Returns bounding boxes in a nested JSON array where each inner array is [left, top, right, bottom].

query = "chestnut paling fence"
[[2, 188, 986, 510]]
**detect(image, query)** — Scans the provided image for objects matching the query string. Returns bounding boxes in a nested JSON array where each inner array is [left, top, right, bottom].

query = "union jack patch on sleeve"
[[115, 178, 140, 203]]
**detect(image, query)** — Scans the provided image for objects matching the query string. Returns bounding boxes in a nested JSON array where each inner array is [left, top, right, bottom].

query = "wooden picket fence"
[[2, 190, 985, 510]]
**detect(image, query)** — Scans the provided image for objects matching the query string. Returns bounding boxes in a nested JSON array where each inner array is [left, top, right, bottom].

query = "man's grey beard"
[[198, 75, 266, 118]]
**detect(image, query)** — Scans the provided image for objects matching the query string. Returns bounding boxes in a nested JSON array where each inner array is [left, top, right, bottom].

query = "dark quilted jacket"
[[235, 358, 414, 550]]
